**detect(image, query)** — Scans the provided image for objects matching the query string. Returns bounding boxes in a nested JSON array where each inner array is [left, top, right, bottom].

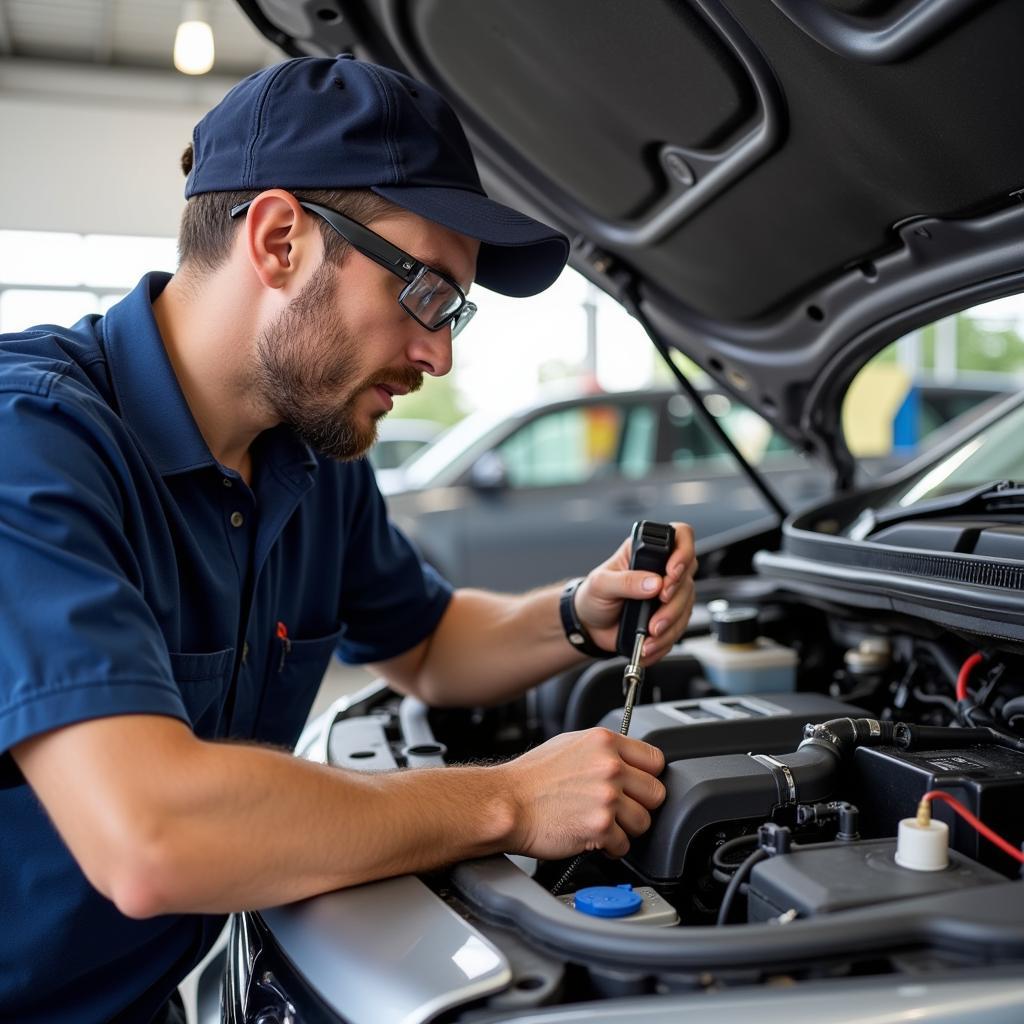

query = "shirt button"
[[242, 641, 250, 664], [222, 477, 233, 488], [230, 511, 245, 528]]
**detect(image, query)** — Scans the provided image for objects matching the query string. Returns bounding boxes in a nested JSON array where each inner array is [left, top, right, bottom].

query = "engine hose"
[[711, 833, 759, 884], [716, 848, 768, 926], [895, 721, 1024, 754], [798, 717, 897, 759], [999, 695, 1024, 725], [799, 718, 1024, 765], [919, 640, 962, 689], [894, 723, 993, 749]]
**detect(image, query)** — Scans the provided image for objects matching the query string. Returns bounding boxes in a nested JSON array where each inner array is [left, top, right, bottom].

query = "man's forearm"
[[398, 585, 586, 707], [33, 720, 517, 919], [142, 738, 517, 915]]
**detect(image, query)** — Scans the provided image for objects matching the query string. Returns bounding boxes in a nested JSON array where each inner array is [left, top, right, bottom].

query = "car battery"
[[854, 743, 1024, 878], [747, 837, 1003, 922]]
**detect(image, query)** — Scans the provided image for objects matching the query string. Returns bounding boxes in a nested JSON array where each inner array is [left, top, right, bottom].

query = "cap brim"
[[372, 185, 569, 298]]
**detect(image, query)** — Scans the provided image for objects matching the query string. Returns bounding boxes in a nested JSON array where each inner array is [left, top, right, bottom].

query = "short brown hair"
[[177, 142, 399, 276]]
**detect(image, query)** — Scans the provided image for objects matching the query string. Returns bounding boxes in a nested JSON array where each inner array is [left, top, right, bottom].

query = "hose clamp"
[[750, 752, 797, 806]]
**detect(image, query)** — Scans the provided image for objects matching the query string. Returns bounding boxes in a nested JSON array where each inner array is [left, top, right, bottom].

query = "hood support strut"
[[805, 401, 857, 494], [619, 278, 789, 523]]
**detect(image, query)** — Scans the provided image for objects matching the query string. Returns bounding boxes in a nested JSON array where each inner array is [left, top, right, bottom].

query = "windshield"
[[399, 405, 513, 487], [892, 395, 1024, 507]]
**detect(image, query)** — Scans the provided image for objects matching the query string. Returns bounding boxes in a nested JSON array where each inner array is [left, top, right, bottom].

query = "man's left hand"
[[574, 522, 696, 664]]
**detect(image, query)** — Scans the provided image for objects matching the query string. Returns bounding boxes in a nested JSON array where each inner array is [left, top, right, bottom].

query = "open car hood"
[[236, 0, 1024, 482]]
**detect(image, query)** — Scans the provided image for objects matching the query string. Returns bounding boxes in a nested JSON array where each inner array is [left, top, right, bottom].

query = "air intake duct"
[[629, 718, 898, 885]]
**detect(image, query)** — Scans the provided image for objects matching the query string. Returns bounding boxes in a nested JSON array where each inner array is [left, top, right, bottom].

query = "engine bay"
[[300, 591, 1024, 1014]]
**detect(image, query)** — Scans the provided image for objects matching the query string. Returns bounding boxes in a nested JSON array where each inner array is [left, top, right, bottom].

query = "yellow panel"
[[843, 364, 911, 457]]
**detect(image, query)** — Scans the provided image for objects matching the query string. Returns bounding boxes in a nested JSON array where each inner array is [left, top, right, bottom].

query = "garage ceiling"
[[0, 0, 279, 76]]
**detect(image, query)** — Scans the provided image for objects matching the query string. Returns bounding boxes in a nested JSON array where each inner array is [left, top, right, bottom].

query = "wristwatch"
[[559, 577, 615, 659]]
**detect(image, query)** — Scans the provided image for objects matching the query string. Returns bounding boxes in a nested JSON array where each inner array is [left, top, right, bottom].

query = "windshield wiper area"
[[850, 481, 1024, 541]]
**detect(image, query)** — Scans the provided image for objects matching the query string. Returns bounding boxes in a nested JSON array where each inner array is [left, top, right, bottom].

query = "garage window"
[[0, 229, 177, 334]]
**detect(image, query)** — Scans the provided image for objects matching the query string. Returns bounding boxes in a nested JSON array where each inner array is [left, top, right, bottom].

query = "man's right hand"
[[501, 728, 666, 860]]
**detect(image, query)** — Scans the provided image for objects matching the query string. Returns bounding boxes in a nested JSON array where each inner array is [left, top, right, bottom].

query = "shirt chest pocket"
[[256, 627, 343, 749], [167, 648, 235, 737]]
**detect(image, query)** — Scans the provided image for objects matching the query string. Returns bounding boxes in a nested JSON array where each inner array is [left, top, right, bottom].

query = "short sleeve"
[[334, 463, 453, 663], [0, 381, 188, 783]]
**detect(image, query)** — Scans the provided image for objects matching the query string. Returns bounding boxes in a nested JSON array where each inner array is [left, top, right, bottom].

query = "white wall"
[[0, 58, 246, 238]]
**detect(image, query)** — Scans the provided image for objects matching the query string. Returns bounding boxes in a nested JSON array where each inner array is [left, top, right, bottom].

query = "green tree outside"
[[390, 371, 466, 426], [919, 314, 1024, 374]]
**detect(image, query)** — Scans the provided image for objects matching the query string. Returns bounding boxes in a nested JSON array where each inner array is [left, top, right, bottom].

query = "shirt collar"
[[102, 272, 317, 483]]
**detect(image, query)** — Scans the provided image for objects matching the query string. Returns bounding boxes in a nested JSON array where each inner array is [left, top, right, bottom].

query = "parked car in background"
[[380, 387, 811, 589], [382, 381, 1009, 591], [366, 417, 443, 492]]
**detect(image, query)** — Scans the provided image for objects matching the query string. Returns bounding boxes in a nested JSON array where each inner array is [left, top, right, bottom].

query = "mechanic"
[[0, 55, 696, 1022]]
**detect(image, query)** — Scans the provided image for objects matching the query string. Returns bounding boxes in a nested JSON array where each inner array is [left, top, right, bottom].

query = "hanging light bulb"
[[174, 1, 215, 76]]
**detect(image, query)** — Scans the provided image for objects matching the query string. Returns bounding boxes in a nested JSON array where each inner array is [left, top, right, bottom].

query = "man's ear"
[[239, 190, 321, 290]]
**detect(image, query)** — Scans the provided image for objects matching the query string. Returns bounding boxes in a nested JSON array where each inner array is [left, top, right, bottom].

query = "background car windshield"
[[891, 397, 1024, 508], [837, 292, 1024, 509], [842, 294, 1024, 479]]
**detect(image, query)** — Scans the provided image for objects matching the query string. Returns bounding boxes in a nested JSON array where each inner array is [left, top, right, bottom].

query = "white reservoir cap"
[[895, 816, 949, 871]]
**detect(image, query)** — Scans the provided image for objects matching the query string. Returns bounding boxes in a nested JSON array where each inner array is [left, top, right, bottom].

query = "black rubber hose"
[[895, 721, 1024, 754], [983, 725, 1024, 752], [894, 723, 994, 749], [911, 687, 960, 716], [711, 834, 759, 884], [797, 714, 1024, 766], [799, 717, 897, 759], [1001, 695, 1024, 724], [918, 640, 963, 689], [452, 857, 1024, 972], [716, 848, 767, 926]]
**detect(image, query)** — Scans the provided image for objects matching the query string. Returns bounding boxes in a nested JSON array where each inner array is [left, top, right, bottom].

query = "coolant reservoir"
[[558, 885, 679, 926], [683, 605, 797, 695]]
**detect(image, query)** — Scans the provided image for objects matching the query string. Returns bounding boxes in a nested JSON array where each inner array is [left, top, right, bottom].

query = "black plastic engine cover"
[[748, 837, 1003, 921], [627, 747, 838, 884], [599, 692, 865, 762]]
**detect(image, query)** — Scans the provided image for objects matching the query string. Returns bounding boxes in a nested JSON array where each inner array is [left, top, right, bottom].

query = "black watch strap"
[[559, 577, 615, 659]]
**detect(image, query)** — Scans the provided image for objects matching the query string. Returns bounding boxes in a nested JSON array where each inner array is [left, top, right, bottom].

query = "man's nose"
[[407, 323, 453, 377]]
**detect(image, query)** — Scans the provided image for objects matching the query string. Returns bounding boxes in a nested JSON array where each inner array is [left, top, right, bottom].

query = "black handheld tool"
[[615, 520, 675, 734], [550, 521, 674, 896], [616, 521, 676, 658]]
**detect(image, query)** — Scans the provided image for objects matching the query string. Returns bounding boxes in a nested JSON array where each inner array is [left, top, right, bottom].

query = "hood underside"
[[239, 0, 1024, 474]]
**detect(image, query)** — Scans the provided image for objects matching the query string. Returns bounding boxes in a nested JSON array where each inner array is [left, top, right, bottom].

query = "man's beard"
[[252, 261, 422, 461]]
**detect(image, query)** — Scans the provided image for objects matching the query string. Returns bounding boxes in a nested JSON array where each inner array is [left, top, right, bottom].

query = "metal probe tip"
[[623, 632, 646, 692], [620, 632, 647, 736]]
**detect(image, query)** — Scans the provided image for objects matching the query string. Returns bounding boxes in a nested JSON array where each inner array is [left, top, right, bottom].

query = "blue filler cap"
[[573, 885, 643, 918]]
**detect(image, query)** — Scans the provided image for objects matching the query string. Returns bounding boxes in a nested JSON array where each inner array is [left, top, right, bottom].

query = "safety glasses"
[[230, 199, 478, 338]]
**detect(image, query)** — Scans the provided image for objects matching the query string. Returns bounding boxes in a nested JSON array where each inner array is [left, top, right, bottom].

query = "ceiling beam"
[[0, 1, 13, 57], [94, 0, 115, 64]]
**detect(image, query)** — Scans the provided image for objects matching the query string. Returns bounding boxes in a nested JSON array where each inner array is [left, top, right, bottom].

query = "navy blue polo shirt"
[[0, 273, 453, 1022]]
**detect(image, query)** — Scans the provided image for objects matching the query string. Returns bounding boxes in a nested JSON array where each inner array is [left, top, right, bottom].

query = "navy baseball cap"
[[185, 54, 570, 297]]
